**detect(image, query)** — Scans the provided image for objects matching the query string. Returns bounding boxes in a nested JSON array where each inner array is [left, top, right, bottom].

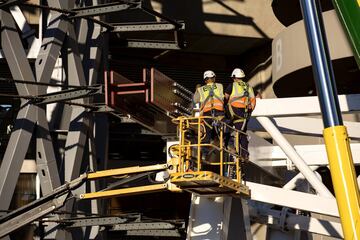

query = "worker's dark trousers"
[[201, 110, 224, 172], [229, 107, 250, 159], [233, 121, 249, 159], [202, 110, 224, 145]]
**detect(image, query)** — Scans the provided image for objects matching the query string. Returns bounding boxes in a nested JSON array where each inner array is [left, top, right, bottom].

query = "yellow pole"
[[236, 131, 240, 183], [179, 118, 184, 173], [197, 117, 201, 171], [220, 124, 223, 176], [323, 125, 360, 240]]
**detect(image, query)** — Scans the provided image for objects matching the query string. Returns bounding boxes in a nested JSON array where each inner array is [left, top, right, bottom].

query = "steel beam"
[[10, 6, 36, 41], [86, 16, 107, 239], [250, 143, 360, 167], [71, 1, 141, 18], [33, 86, 102, 105], [252, 94, 360, 117], [36, 110, 62, 194], [0, 104, 36, 208], [0, 173, 87, 238], [47, 0, 67, 9], [64, 23, 90, 181], [43, 2, 77, 239], [35, 12, 68, 196], [248, 181, 339, 217], [60, 2, 106, 238], [0, 9, 35, 96], [257, 116, 334, 198], [248, 117, 360, 139], [111, 222, 177, 231], [0, 194, 69, 239], [0, 4, 68, 240], [62, 21, 91, 240], [126, 40, 183, 50], [112, 21, 185, 32], [123, 229, 182, 237], [254, 207, 343, 238], [35, 13, 67, 85], [64, 216, 127, 228], [0, 9, 37, 211]]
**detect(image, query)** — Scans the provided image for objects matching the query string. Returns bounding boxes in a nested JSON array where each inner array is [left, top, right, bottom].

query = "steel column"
[[35, 12, 67, 195], [300, 0, 360, 238], [0, 9, 37, 210], [0, 104, 36, 208], [62, 15, 91, 240], [299, 0, 342, 128], [78, 9, 105, 238], [64, 23, 89, 182]]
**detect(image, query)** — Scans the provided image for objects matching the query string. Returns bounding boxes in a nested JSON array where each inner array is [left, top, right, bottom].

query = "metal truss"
[[0, 0, 187, 239], [63, 215, 186, 237], [1, 0, 186, 48], [2, 0, 357, 240]]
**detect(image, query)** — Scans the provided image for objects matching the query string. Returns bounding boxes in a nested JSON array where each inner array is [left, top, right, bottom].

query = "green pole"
[[332, 0, 360, 68]]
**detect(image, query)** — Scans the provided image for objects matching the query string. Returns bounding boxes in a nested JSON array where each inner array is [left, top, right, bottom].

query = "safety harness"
[[199, 83, 224, 115], [228, 81, 253, 130], [198, 83, 224, 133]]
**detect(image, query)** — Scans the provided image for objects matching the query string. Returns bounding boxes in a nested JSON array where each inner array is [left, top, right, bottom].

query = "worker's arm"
[[249, 87, 256, 110], [224, 83, 232, 105], [193, 89, 200, 104]]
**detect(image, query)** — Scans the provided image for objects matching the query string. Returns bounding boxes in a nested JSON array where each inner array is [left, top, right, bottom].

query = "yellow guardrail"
[[172, 116, 248, 183]]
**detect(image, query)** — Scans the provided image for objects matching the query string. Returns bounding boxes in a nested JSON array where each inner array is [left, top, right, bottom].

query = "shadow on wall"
[[153, 0, 211, 33], [153, 0, 269, 39], [107, 0, 157, 23]]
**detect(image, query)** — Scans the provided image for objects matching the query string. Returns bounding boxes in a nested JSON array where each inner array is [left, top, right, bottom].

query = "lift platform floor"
[[170, 171, 250, 197]]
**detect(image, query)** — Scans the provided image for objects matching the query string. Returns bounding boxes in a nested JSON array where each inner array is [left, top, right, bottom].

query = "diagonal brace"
[[70, 1, 141, 18], [0, 173, 87, 239], [32, 85, 102, 105]]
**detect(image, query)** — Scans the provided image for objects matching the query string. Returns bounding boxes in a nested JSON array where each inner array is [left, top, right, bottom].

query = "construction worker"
[[193, 70, 225, 162], [225, 68, 256, 160]]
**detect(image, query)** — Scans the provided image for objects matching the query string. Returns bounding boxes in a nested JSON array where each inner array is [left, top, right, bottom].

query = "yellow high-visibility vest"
[[229, 81, 255, 110], [197, 83, 224, 113]]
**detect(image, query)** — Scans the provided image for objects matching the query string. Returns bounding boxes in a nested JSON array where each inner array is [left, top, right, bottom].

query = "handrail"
[[172, 116, 248, 182]]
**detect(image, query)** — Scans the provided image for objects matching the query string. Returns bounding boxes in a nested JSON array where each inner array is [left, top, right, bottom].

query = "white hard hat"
[[231, 68, 245, 78], [203, 70, 216, 79]]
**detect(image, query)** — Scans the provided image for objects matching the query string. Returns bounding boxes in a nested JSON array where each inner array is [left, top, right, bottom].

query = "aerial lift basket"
[[169, 116, 250, 197]]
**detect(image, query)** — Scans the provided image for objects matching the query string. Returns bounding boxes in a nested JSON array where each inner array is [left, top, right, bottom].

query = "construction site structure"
[[0, 0, 359, 240]]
